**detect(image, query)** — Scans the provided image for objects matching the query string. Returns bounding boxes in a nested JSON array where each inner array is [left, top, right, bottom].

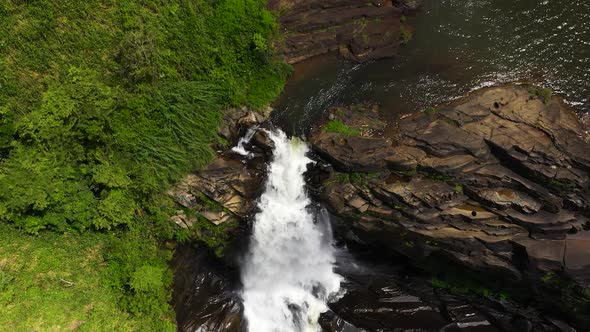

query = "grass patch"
[[323, 120, 361, 136], [0, 223, 174, 331]]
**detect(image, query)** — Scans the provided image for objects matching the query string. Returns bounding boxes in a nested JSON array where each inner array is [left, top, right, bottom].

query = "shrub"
[[0, 0, 288, 233]]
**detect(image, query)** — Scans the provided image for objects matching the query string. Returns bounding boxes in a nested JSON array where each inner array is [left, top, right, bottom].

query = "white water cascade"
[[240, 130, 342, 332], [231, 125, 258, 157]]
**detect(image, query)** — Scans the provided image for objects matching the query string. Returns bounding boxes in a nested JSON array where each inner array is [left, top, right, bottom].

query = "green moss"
[[323, 120, 361, 136], [191, 216, 239, 258], [454, 184, 464, 194], [400, 24, 412, 44], [430, 277, 509, 301]]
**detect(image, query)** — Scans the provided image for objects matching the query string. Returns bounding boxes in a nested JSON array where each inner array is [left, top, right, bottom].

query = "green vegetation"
[[0, 0, 288, 329], [400, 24, 412, 45], [178, 201, 239, 258], [0, 0, 288, 233], [424, 107, 438, 116], [430, 277, 509, 302], [528, 86, 553, 104], [323, 120, 361, 136], [0, 223, 174, 331], [538, 271, 590, 327]]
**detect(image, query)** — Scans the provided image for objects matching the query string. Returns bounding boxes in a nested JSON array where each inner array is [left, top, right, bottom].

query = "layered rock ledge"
[[169, 85, 590, 331], [268, 0, 420, 63], [309, 85, 590, 328]]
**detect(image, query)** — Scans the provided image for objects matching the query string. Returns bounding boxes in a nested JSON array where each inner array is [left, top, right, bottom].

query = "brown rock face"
[[169, 108, 272, 227], [309, 85, 590, 328], [268, 0, 416, 63]]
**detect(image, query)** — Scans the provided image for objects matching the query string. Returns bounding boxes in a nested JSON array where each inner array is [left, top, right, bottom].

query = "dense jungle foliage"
[[0, 0, 288, 329]]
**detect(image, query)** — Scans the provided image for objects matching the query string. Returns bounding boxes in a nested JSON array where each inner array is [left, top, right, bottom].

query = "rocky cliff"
[[169, 84, 590, 330], [309, 85, 590, 328], [268, 0, 420, 63]]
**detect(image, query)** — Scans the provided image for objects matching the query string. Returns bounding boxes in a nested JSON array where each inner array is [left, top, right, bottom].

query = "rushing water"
[[240, 130, 341, 332], [272, 0, 590, 135]]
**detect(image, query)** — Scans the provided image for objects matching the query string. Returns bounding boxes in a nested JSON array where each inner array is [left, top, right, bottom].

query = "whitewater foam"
[[240, 130, 341, 332]]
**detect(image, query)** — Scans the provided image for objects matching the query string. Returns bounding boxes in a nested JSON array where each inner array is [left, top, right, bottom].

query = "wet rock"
[[309, 85, 590, 329], [328, 276, 449, 331], [564, 232, 590, 287], [440, 298, 498, 332], [401, 0, 423, 11], [170, 105, 271, 228], [172, 245, 243, 332], [169, 155, 266, 223], [218, 107, 270, 147], [581, 112, 590, 132], [319, 310, 363, 332], [268, 0, 407, 63]]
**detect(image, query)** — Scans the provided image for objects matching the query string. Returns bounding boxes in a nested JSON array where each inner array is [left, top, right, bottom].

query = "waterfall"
[[231, 125, 258, 157], [240, 130, 342, 332]]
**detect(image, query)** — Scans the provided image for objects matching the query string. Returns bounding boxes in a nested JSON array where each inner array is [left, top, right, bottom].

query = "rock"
[[170, 103, 272, 229], [401, 0, 423, 11], [268, 0, 407, 63], [512, 238, 566, 272], [564, 232, 590, 287], [218, 107, 271, 147], [171, 211, 198, 229], [318, 310, 363, 332], [440, 299, 497, 332], [172, 245, 244, 332], [328, 276, 449, 331], [581, 112, 590, 132], [310, 103, 394, 171], [310, 85, 590, 329], [168, 153, 267, 227]]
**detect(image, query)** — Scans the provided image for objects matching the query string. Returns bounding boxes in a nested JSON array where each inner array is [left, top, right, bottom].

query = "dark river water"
[[272, 0, 590, 135]]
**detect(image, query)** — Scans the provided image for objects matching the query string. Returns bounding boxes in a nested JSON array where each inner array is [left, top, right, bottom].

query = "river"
[[272, 0, 590, 135]]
